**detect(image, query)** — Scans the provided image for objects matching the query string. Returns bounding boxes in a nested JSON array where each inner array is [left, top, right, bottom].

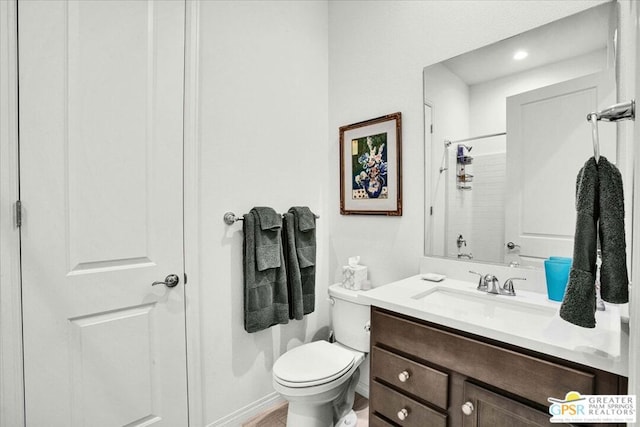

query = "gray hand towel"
[[289, 206, 316, 232], [243, 211, 289, 333], [283, 213, 304, 320], [560, 158, 599, 328], [597, 157, 629, 303], [288, 207, 316, 268], [283, 207, 317, 319], [251, 207, 282, 271]]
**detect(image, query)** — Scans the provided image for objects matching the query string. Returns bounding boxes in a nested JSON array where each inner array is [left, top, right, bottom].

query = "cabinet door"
[[462, 382, 572, 427]]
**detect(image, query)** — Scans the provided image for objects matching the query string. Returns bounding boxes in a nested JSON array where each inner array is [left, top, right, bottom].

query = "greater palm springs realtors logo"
[[548, 391, 636, 423]]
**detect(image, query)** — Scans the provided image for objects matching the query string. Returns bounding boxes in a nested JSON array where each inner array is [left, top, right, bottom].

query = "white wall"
[[191, 1, 329, 424], [423, 64, 470, 257], [328, 0, 610, 288], [191, 3, 612, 422]]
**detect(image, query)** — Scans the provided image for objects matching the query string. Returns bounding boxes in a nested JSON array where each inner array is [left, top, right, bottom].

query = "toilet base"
[[286, 400, 333, 427], [334, 410, 357, 427]]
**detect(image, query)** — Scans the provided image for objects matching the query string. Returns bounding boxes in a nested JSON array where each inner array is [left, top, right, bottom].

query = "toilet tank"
[[328, 284, 370, 353]]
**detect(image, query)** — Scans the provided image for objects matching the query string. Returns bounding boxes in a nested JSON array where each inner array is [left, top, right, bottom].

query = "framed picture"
[[340, 112, 402, 215]]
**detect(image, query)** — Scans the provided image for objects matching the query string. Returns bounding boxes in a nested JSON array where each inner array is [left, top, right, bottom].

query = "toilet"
[[272, 284, 370, 427]]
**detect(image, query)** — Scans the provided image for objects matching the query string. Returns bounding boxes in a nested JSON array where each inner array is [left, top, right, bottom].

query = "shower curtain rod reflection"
[[444, 132, 506, 146]]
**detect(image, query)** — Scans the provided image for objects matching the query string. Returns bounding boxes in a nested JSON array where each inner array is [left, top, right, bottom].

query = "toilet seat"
[[273, 341, 355, 388]]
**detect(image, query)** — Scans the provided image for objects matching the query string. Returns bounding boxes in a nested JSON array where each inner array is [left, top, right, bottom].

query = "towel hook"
[[589, 113, 600, 162]]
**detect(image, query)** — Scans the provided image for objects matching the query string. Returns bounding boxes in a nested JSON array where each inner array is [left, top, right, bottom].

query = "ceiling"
[[442, 3, 613, 86]]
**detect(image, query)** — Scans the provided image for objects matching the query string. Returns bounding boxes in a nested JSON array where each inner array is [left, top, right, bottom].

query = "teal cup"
[[544, 259, 572, 302], [549, 256, 573, 263]]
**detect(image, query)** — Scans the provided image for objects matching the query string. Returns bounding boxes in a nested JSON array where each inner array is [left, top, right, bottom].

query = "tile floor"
[[243, 393, 369, 427]]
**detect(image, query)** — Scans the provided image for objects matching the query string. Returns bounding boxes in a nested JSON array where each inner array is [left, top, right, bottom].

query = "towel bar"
[[223, 211, 320, 225]]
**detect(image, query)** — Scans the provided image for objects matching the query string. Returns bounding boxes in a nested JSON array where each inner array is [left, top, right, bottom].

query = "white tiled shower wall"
[[445, 147, 506, 264]]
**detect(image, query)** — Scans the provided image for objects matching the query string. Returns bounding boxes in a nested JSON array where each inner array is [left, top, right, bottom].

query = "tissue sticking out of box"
[[342, 256, 367, 290]]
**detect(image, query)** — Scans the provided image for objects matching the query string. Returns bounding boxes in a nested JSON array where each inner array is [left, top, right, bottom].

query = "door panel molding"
[[69, 304, 158, 427], [69, 257, 156, 276]]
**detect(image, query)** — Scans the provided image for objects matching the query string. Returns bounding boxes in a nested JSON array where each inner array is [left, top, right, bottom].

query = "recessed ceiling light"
[[513, 50, 528, 60]]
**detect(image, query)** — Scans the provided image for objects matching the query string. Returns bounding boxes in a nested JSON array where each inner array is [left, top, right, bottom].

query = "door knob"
[[506, 242, 520, 250], [152, 274, 180, 288]]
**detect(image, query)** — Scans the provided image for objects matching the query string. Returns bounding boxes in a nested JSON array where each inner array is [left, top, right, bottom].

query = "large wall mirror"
[[424, 1, 628, 268]]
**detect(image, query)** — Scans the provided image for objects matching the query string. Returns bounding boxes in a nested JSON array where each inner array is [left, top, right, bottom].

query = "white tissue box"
[[342, 265, 367, 290]]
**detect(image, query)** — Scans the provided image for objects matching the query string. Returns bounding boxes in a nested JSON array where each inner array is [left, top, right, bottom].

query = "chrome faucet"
[[502, 277, 527, 296], [469, 271, 487, 291], [468, 271, 526, 296], [456, 234, 467, 249], [484, 275, 501, 295]]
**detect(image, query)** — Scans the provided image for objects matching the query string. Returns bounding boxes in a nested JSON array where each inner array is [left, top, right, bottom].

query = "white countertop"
[[359, 275, 629, 377]]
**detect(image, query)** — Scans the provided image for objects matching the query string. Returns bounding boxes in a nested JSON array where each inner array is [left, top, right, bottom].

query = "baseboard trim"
[[356, 381, 369, 399], [207, 392, 286, 427]]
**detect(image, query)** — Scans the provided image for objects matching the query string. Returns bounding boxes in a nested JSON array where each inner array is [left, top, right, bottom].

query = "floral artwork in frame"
[[340, 112, 402, 215]]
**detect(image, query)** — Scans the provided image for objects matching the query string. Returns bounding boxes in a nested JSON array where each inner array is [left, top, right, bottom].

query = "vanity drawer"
[[369, 414, 395, 427], [372, 346, 448, 410], [372, 308, 596, 407], [371, 381, 447, 427]]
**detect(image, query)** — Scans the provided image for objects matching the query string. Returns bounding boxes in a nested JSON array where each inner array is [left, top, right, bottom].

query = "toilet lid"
[[273, 341, 355, 388]]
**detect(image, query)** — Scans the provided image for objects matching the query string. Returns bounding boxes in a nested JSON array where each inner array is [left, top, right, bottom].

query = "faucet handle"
[[469, 271, 487, 291], [502, 277, 526, 296], [484, 275, 500, 294]]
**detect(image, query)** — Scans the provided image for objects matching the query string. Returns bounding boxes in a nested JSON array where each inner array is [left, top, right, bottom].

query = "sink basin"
[[412, 287, 557, 325], [411, 286, 621, 359]]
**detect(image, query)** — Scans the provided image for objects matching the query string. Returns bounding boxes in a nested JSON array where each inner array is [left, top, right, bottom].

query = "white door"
[[505, 71, 615, 263], [19, 1, 188, 426]]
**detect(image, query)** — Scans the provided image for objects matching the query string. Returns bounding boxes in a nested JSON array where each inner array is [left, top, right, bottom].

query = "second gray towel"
[[283, 207, 316, 320]]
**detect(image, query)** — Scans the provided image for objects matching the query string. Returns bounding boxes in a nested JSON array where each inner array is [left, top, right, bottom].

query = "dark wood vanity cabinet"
[[369, 307, 627, 427], [461, 381, 571, 427]]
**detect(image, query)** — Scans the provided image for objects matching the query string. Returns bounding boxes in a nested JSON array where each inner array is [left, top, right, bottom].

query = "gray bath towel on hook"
[[560, 157, 629, 328], [283, 207, 317, 320]]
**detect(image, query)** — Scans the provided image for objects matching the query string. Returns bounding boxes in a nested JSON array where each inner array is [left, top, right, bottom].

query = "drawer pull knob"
[[461, 401, 474, 416], [397, 408, 409, 421], [398, 370, 410, 382]]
